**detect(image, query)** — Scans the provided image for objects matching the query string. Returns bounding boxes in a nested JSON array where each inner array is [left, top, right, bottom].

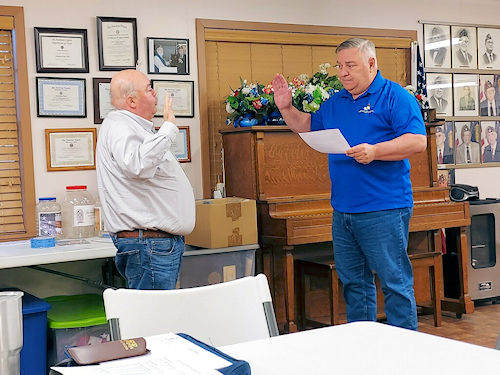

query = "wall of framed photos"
[[422, 21, 500, 186]]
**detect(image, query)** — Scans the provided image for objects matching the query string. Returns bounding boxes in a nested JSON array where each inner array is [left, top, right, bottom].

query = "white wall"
[[0, 0, 498, 204], [1, 0, 500, 295]]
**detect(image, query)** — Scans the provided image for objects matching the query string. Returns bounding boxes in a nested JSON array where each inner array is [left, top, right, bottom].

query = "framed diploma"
[[93, 78, 114, 124], [96, 16, 138, 71], [45, 128, 97, 171], [36, 77, 86, 117], [152, 80, 194, 118], [147, 37, 190, 75], [34, 27, 89, 73]]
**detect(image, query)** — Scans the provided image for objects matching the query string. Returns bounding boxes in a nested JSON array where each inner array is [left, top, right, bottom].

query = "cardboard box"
[[185, 197, 258, 248]]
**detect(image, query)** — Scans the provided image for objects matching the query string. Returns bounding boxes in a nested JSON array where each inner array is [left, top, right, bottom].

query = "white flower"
[[226, 102, 235, 114], [241, 87, 251, 95], [319, 86, 329, 100], [319, 63, 331, 74], [305, 83, 316, 94], [298, 73, 309, 82]]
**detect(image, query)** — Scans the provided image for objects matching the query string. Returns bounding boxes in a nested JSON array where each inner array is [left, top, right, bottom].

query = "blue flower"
[[305, 93, 314, 102], [250, 87, 259, 97], [260, 97, 269, 106]]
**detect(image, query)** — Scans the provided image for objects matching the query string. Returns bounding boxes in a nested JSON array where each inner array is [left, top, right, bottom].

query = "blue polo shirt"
[[310, 71, 425, 213]]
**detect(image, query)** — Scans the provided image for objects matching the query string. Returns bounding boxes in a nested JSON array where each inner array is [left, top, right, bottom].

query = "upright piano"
[[221, 123, 472, 332]]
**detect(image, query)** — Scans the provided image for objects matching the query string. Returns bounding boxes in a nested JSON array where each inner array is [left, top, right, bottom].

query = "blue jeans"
[[332, 208, 417, 330], [111, 231, 185, 290]]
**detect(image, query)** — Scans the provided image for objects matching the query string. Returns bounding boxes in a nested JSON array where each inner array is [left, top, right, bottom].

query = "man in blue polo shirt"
[[272, 38, 427, 330]]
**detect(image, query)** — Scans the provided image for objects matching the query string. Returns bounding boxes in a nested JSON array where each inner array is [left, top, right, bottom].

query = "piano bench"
[[295, 252, 442, 329]]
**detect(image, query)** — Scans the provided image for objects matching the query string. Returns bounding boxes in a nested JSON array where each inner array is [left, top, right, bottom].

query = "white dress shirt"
[[96, 110, 195, 235]]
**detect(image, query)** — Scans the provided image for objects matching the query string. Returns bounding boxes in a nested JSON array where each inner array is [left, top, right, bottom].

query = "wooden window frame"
[[0, 6, 35, 241]]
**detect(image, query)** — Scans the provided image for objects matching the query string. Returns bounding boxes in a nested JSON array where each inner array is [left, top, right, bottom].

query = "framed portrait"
[[92, 78, 114, 124], [34, 27, 89, 73], [436, 121, 454, 165], [426, 73, 453, 117], [152, 80, 194, 118], [453, 74, 479, 117], [451, 26, 477, 69], [477, 28, 500, 70], [481, 121, 500, 163], [45, 128, 97, 171], [147, 37, 189, 75], [96, 16, 138, 71], [36, 77, 86, 117], [454, 121, 481, 164], [478, 74, 500, 117], [423, 24, 451, 68]]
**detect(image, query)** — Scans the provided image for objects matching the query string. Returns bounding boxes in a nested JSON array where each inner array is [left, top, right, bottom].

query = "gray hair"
[[336, 38, 377, 66], [110, 74, 137, 109]]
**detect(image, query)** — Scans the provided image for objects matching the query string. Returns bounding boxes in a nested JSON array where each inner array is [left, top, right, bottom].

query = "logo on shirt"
[[358, 103, 373, 114]]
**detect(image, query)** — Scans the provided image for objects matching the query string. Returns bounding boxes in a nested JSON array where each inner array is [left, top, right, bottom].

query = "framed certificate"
[[36, 77, 86, 117], [152, 80, 194, 118], [45, 128, 97, 171], [96, 16, 138, 71], [34, 27, 89, 73], [147, 37, 190, 75], [174, 126, 191, 162], [93, 78, 114, 124]]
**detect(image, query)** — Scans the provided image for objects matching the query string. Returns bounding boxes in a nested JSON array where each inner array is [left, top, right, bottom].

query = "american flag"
[[416, 45, 429, 109]]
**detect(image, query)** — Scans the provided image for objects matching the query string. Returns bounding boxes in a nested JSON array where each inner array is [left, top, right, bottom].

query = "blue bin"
[[20, 292, 51, 375]]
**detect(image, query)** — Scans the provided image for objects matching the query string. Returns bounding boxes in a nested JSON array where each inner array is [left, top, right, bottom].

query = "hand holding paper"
[[299, 128, 351, 154]]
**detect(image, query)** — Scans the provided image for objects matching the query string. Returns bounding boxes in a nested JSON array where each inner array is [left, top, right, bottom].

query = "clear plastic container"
[[36, 197, 62, 239], [94, 198, 105, 237], [61, 186, 95, 239]]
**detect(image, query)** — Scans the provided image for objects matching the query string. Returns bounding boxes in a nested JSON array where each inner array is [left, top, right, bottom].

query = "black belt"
[[116, 229, 175, 238]]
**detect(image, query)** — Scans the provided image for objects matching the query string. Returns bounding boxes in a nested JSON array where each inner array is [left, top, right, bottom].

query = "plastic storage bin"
[[45, 294, 110, 366], [179, 247, 256, 288], [0, 289, 51, 375]]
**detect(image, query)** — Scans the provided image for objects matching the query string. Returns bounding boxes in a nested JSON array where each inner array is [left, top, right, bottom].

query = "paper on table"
[[51, 333, 230, 375], [299, 128, 351, 154]]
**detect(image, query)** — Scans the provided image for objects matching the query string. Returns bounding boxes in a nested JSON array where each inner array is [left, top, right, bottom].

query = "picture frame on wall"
[[96, 16, 138, 71], [152, 80, 194, 117], [453, 74, 479, 117], [481, 121, 500, 163], [36, 77, 86, 117], [451, 25, 477, 69], [436, 122, 454, 166], [45, 128, 97, 171], [34, 27, 89, 73], [454, 121, 481, 164], [92, 78, 114, 124], [477, 28, 500, 70], [479, 74, 499, 117], [173, 126, 191, 162], [423, 24, 451, 68], [426, 73, 453, 117], [147, 37, 189, 75]]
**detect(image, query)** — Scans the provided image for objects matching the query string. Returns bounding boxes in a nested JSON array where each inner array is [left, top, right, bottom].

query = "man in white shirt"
[[96, 69, 195, 290], [482, 34, 497, 66], [480, 80, 498, 116], [483, 125, 500, 162]]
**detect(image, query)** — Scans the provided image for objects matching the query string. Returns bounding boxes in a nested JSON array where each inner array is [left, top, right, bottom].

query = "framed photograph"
[[424, 24, 451, 68], [92, 78, 114, 124], [34, 27, 89, 73], [479, 74, 500, 117], [436, 122, 454, 165], [481, 121, 500, 162], [45, 128, 97, 171], [454, 121, 481, 164], [36, 77, 86, 117], [173, 126, 191, 162], [451, 26, 477, 69], [96, 16, 138, 71], [478, 28, 500, 70], [152, 80, 194, 118], [437, 169, 450, 187], [453, 74, 479, 117], [147, 37, 189, 75], [427, 73, 453, 117]]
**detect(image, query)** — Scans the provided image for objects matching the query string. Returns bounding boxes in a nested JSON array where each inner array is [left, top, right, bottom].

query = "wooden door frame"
[[196, 18, 417, 198]]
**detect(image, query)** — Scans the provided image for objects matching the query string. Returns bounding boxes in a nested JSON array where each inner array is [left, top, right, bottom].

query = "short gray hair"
[[336, 38, 377, 65], [110, 75, 137, 109]]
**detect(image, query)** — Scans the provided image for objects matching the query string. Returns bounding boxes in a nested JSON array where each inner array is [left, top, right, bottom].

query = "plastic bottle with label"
[[36, 197, 62, 239], [94, 197, 105, 237], [61, 185, 95, 238]]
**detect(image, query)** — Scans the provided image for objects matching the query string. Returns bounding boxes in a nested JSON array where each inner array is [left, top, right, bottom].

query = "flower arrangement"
[[225, 63, 343, 127], [404, 85, 430, 109]]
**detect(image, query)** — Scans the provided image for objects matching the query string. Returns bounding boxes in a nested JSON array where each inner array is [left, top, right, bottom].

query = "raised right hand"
[[272, 74, 292, 110]]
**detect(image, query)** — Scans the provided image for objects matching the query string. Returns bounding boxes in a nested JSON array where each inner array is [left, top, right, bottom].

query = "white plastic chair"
[[103, 274, 279, 347]]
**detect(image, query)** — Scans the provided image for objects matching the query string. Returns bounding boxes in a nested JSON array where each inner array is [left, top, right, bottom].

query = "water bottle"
[[36, 197, 62, 239]]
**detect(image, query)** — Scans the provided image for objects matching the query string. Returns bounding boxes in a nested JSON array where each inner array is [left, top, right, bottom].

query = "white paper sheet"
[[299, 128, 351, 154], [51, 333, 231, 375]]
